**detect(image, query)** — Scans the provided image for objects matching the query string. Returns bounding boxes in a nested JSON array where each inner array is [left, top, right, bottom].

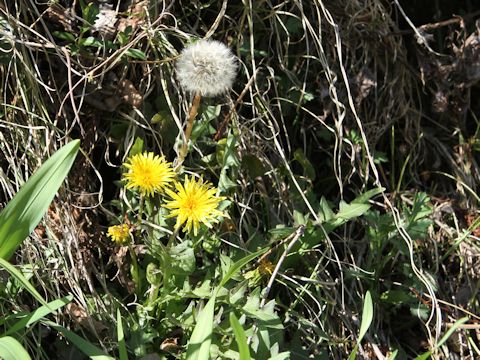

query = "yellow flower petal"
[[164, 176, 225, 236], [107, 224, 131, 244], [123, 152, 175, 196]]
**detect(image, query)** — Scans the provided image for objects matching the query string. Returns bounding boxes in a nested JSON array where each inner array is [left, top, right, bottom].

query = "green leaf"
[[168, 240, 196, 275], [268, 353, 290, 360], [351, 187, 385, 204], [358, 291, 373, 340], [0, 257, 49, 308], [5, 296, 72, 336], [229, 313, 251, 360], [186, 249, 267, 360], [42, 320, 115, 360], [243, 291, 283, 329], [337, 202, 371, 221], [386, 349, 398, 360], [241, 155, 266, 178], [186, 295, 216, 360], [52, 31, 76, 42], [348, 291, 373, 360], [80, 36, 103, 47], [0, 140, 80, 260], [126, 48, 147, 60], [117, 309, 128, 360], [218, 248, 267, 289], [380, 290, 415, 305], [317, 197, 334, 223], [293, 149, 315, 180], [0, 336, 31, 360], [81, 2, 99, 27], [129, 137, 144, 157]]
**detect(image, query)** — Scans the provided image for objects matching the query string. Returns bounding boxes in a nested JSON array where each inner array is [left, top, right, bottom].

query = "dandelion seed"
[[176, 39, 237, 97], [164, 176, 225, 236], [123, 152, 175, 196], [107, 224, 130, 244]]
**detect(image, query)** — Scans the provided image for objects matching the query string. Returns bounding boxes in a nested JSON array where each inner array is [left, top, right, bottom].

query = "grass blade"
[[116, 309, 128, 360], [4, 296, 72, 336], [0, 257, 49, 308], [42, 320, 114, 360], [229, 313, 251, 360], [0, 336, 32, 360], [414, 317, 468, 360], [218, 248, 267, 289], [0, 140, 80, 260]]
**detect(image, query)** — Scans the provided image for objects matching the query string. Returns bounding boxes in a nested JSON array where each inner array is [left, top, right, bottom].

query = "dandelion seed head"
[[123, 152, 175, 196], [164, 176, 225, 236], [176, 39, 237, 97]]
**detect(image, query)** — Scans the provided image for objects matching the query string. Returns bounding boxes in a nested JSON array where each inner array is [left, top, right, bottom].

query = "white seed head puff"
[[176, 39, 237, 97]]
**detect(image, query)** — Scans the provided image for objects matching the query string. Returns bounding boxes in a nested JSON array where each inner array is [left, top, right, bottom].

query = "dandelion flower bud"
[[176, 39, 237, 97]]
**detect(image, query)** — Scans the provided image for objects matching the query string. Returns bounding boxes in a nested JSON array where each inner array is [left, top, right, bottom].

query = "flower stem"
[[148, 284, 160, 304], [161, 229, 179, 292], [137, 194, 145, 224], [176, 92, 202, 168], [128, 243, 141, 294]]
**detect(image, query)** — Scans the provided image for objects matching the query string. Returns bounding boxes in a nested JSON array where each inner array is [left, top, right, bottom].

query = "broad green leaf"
[[129, 137, 144, 157], [229, 313, 251, 360], [5, 296, 72, 336], [186, 249, 266, 360], [337, 202, 371, 221], [0, 336, 31, 360], [42, 320, 114, 360], [80, 36, 103, 47], [380, 290, 415, 305], [317, 196, 334, 223], [117, 309, 128, 360], [0, 257, 49, 308], [186, 295, 216, 360], [168, 241, 195, 275], [81, 2, 99, 27], [348, 291, 373, 360], [0, 140, 80, 260], [358, 291, 373, 340]]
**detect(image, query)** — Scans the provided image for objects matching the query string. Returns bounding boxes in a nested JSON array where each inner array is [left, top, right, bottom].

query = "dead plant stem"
[[176, 93, 202, 168]]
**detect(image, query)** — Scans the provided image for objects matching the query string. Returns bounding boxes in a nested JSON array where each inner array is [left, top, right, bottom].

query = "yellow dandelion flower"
[[123, 152, 175, 196], [164, 176, 225, 236], [107, 224, 131, 244], [258, 259, 275, 276]]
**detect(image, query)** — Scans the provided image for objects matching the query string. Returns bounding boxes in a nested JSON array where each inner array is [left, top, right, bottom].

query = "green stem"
[[162, 229, 179, 292], [128, 243, 141, 294], [148, 284, 160, 304], [137, 194, 145, 224]]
